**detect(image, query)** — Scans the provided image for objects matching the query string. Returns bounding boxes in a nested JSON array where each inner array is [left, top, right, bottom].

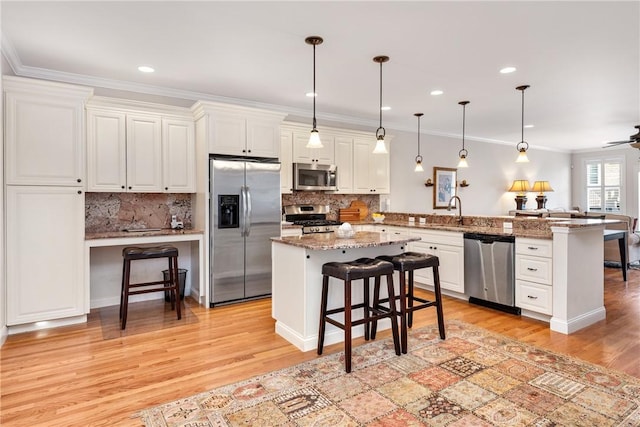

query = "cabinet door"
[[334, 136, 353, 193], [162, 118, 195, 193], [86, 109, 127, 191], [353, 137, 373, 193], [292, 131, 335, 164], [209, 114, 246, 155], [126, 114, 163, 192], [247, 118, 280, 158], [410, 241, 464, 293], [280, 133, 293, 193], [5, 91, 86, 186], [371, 142, 390, 193], [6, 186, 85, 325]]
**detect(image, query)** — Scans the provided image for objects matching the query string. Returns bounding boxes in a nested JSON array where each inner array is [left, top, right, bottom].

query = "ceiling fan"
[[604, 125, 640, 148]]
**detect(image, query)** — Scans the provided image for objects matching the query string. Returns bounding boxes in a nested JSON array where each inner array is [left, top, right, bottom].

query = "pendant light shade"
[[516, 85, 530, 163], [457, 100, 470, 168], [373, 55, 389, 154], [414, 113, 424, 172], [305, 36, 323, 149]]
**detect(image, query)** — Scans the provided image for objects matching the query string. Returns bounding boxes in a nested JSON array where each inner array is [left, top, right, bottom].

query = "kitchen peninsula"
[[271, 231, 419, 351], [273, 215, 615, 351]]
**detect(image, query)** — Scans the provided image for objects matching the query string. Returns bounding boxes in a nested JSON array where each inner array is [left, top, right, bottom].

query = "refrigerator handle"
[[245, 186, 252, 237], [240, 186, 247, 237]]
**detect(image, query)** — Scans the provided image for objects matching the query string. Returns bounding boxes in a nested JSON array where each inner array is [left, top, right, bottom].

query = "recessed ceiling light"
[[524, 124, 534, 128], [430, 90, 444, 96], [138, 65, 155, 73], [500, 66, 516, 74], [381, 106, 391, 111], [305, 92, 317, 98]]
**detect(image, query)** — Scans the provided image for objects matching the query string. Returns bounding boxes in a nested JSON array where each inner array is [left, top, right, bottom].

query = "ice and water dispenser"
[[218, 195, 239, 229]]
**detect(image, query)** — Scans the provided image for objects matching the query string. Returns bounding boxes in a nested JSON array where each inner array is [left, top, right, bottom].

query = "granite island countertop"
[[271, 231, 419, 250]]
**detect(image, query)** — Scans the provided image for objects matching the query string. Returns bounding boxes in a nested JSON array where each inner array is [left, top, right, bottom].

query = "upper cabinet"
[[86, 97, 195, 193], [4, 76, 93, 186], [280, 132, 294, 194], [291, 131, 335, 165], [333, 136, 354, 193], [353, 137, 391, 194], [192, 102, 286, 158]]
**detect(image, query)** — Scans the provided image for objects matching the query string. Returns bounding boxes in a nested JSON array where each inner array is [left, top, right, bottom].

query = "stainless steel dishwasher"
[[463, 233, 520, 315]]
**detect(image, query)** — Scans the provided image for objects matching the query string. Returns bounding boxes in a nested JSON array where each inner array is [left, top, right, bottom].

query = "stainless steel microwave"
[[293, 163, 337, 191]]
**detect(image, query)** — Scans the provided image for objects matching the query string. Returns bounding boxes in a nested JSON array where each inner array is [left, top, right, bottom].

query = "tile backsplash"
[[282, 193, 380, 221], [85, 193, 192, 232]]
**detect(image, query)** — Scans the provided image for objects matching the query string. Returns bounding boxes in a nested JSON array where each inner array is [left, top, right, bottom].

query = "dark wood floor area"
[[1, 266, 638, 426]]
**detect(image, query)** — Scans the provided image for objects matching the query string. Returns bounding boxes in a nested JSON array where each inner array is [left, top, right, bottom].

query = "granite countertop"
[[271, 231, 419, 250], [86, 228, 204, 240]]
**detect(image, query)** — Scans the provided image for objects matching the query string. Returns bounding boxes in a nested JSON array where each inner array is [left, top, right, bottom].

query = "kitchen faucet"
[[447, 196, 463, 225]]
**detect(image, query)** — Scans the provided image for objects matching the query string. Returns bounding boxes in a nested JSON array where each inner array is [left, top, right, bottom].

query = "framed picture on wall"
[[433, 167, 457, 209]]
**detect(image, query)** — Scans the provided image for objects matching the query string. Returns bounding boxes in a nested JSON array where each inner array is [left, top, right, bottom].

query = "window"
[[585, 158, 623, 212]]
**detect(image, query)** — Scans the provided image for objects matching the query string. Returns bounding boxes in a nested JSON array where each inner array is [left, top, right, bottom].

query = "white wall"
[[388, 129, 572, 215], [0, 7, 6, 346], [571, 146, 640, 220]]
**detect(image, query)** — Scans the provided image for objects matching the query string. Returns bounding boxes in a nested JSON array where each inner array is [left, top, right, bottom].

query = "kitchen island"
[[271, 231, 419, 351]]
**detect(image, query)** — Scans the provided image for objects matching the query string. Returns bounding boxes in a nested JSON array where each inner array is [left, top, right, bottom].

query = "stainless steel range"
[[283, 204, 341, 234]]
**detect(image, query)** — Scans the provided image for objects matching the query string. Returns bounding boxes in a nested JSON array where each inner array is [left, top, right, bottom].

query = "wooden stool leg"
[[385, 273, 401, 356], [398, 269, 409, 354], [407, 270, 415, 328], [363, 277, 370, 341], [370, 276, 381, 339], [121, 259, 131, 330], [172, 256, 181, 320], [433, 265, 446, 339], [119, 259, 126, 319], [344, 279, 352, 373], [317, 275, 329, 355]]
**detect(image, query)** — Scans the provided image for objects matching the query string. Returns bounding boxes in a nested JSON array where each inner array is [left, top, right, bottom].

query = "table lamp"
[[508, 179, 531, 210], [532, 181, 554, 209]]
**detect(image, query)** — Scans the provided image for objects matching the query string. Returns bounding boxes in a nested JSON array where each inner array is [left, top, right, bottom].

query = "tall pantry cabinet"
[[4, 76, 93, 328]]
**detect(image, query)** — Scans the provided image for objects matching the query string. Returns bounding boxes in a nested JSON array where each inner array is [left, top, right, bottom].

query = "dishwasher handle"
[[463, 232, 515, 244]]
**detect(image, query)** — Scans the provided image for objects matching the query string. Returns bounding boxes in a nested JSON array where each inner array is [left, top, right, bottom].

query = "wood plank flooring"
[[1, 266, 638, 426]]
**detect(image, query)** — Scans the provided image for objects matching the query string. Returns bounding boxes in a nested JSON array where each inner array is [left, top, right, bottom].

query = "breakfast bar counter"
[[271, 231, 419, 351]]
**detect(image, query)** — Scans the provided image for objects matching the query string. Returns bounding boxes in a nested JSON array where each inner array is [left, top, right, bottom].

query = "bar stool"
[[317, 258, 401, 373], [373, 252, 445, 353], [120, 245, 181, 329]]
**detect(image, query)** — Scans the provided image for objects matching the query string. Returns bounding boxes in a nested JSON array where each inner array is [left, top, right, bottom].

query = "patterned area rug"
[[137, 320, 640, 426]]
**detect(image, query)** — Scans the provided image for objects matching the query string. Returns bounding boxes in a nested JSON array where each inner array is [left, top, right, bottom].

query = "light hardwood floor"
[[1, 266, 639, 426]]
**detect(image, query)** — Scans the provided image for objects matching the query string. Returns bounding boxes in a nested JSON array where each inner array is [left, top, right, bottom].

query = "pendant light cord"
[[462, 104, 466, 150], [379, 60, 383, 130], [521, 87, 525, 143], [417, 114, 421, 156], [312, 42, 317, 130]]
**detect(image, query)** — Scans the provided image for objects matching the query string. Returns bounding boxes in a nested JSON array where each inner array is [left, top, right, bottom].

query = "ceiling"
[[2, 1, 639, 152]]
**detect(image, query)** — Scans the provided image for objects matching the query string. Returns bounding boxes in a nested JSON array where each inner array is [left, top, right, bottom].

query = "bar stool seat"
[[318, 258, 401, 373], [120, 245, 181, 329], [374, 252, 445, 353]]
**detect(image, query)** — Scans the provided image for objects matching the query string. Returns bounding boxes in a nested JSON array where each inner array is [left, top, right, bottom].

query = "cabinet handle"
[[121, 185, 125, 189], [528, 246, 539, 250], [165, 187, 169, 191], [128, 186, 132, 190], [527, 267, 538, 271], [77, 190, 82, 195], [242, 149, 246, 153], [77, 178, 82, 183], [248, 150, 251, 153], [527, 295, 538, 299]]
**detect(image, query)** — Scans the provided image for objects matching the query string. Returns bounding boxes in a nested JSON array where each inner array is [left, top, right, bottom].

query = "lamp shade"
[[532, 181, 554, 194], [508, 179, 531, 194]]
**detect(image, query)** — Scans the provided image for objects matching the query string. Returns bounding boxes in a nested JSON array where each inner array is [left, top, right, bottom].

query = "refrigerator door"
[[210, 158, 246, 304], [244, 160, 281, 298]]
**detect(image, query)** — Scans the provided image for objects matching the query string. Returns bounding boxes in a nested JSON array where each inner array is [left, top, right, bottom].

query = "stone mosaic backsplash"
[[85, 193, 192, 232], [282, 193, 380, 221]]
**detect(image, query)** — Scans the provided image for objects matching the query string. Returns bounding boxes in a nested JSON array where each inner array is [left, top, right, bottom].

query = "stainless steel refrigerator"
[[209, 156, 281, 306]]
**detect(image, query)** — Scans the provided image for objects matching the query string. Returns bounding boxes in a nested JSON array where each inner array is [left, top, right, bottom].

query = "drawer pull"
[[527, 246, 539, 250], [527, 295, 538, 299], [527, 267, 538, 271]]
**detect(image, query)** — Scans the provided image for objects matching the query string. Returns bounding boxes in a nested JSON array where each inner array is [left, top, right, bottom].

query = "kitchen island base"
[[272, 232, 417, 352]]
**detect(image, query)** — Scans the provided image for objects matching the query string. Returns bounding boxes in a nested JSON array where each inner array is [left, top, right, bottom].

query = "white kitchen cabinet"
[[6, 186, 86, 325], [4, 76, 93, 187], [516, 237, 553, 315], [333, 136, 353, 193], [409, 229, 465, 293], [292, 131, 335, 164], [192, 102, 286, 158], [280, 132, 293, 193], [281, 227, 302, 237], [353, 137, 390, 194], [162, 118, 196, 192], [86, 99, 196, 193]]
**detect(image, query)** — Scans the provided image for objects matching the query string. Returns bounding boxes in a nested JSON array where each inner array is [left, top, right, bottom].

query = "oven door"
[[293, 163, 337, 191]]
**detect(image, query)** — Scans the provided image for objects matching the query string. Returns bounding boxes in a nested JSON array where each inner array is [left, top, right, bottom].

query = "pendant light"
[[373, 55, 389, 154], [516, 85, 530, 163], [305, 36, 323, 149], [457, 100, 470, 168], [414, 113, 424, 172]]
